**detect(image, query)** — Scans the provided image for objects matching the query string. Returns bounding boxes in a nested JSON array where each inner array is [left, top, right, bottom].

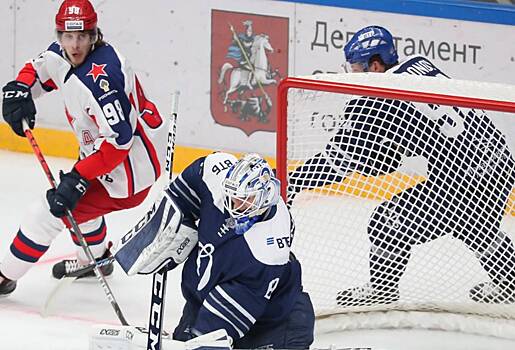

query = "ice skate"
[[336, 282, 400, 307], [52, 249, 113, 280], [469, 281, 515, 304], [0, 272, 16, 297]]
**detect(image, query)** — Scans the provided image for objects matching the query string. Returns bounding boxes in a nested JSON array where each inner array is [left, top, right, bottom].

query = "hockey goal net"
[[277, 73, 515, 338]]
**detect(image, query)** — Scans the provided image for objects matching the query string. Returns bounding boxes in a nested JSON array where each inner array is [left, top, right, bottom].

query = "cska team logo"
[[87, 63, 108, 83], [210, 10, 289, 136]]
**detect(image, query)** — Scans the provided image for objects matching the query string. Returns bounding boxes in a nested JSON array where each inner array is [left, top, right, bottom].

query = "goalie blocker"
[[113, 190, 198, 275]]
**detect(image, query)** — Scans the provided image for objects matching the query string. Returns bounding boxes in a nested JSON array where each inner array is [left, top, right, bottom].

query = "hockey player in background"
[[116, 152, 314, 349], [0, 0, 168, 295], [287, 26, 515, 305]]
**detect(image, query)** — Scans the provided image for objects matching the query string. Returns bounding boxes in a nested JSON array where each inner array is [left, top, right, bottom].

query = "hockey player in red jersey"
[[0, 0, 169, 295]]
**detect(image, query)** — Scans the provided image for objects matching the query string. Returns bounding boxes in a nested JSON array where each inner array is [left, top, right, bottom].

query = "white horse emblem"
[[218, 34, 277, 106]]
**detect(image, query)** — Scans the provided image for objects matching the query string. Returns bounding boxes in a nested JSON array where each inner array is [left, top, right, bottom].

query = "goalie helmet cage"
[[276, 73, 515, 339]]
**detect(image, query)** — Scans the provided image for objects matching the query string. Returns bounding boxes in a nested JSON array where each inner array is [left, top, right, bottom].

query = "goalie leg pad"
[[90, 325, 180, 350], [184, 329, 232, 350], [89, 325, 231, 350], [114, 191, 198, 275]]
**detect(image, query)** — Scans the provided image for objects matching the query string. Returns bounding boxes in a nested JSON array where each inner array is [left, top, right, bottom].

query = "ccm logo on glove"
[[3, 90, 29, 99], [2, 80, 37, 137], [46, 169, 90, 218]]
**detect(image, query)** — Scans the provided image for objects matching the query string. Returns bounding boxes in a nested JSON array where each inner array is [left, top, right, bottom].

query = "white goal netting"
[[277, 73, 515, 338]]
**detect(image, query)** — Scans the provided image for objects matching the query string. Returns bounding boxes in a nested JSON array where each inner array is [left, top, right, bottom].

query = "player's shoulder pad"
[[73, 44, 127, 99], [31, 42, 65, 69], [244, 200, 292, 266], [203, 152, 238, 178], [202, 152, 238, 212], [390, 55, 447, 77], [46, 41, 64, 57]]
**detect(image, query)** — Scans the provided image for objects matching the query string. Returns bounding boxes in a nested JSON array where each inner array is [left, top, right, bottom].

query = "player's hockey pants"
[[367, 176, 515, 292], [0, 179, 149, 280]]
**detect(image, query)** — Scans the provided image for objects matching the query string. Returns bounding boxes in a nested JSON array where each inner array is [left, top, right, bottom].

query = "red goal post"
[[276, 73, 515, 338], [277, 75, 515, 199]]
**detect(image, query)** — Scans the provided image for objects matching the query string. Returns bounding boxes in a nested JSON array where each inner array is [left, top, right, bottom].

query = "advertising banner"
[[1, 0, 513, 157]]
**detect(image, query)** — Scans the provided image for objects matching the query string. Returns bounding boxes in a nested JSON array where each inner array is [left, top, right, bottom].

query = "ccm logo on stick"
[[147, 271, 165, 350]]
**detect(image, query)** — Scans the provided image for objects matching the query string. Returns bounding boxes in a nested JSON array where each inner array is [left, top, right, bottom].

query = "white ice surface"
[[0, 149, 184, 349], [1, 149, 515, 350]]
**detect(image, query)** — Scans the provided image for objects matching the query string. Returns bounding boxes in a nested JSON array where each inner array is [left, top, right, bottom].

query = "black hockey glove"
[[2, 80, 36, 137], [46, 169, 89, 218]]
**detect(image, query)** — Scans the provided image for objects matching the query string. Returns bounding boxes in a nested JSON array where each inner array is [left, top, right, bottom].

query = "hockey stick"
[[22, 120, 129, 326], [147, 91, 180, 350], [41, 255, 114, 316], [42, 241, 115, 316], [41, 255, 115, 317], [62, 255, 115, 278]]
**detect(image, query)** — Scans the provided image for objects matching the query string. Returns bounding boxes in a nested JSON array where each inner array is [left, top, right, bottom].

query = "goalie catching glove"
[[113, 190, 198, 275]]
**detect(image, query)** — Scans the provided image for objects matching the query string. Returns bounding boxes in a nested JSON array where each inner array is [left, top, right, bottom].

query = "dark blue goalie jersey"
[[167, 152, 302, 340]]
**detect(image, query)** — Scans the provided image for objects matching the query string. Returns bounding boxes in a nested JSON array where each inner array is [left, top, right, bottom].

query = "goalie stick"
[[147, 91, 180, 350], [22, 120, 129, 326]]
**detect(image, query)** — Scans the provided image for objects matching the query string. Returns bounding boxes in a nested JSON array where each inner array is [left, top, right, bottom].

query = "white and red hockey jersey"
[[16, 41, 169, 198]]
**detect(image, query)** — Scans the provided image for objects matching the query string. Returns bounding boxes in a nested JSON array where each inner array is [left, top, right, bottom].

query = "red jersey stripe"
[[136, 121, 161, 180]]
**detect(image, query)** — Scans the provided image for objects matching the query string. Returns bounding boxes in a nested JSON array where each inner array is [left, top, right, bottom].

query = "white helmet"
[[222, 153, 280, 219]]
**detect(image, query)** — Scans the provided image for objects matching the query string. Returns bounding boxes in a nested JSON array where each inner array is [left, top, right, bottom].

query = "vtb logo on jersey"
[[210, 10, 289, 136], [267, 236, 291, 248], [87, 63, 108, 83]]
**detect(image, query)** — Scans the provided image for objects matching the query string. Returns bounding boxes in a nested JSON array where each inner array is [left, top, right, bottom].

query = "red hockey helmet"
[[55, 0, 97, 32]]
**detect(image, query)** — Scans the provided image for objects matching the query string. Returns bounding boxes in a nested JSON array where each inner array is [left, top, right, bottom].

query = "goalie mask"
[[222, 154, 280, 220]]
